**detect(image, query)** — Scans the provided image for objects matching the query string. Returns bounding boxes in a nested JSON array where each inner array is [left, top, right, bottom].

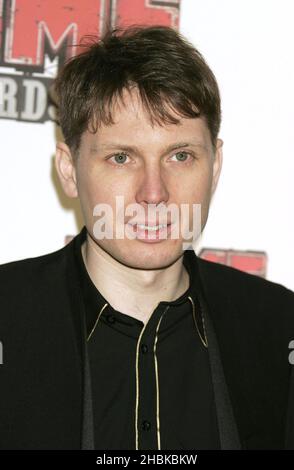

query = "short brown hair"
[[54, 25, 221, 157]]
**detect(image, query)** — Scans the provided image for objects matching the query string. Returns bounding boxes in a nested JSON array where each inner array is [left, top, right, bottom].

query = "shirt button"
[[142, 420, 151, 431], [107, 315, 116, 324], [141, 344, 148, 354]]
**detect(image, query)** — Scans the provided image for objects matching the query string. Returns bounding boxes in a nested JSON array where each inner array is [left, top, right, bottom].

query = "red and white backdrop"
[[0, 0, 293, 290]]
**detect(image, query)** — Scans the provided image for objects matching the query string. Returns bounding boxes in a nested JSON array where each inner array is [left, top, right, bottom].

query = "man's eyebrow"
[[91, 142, 208, 153]]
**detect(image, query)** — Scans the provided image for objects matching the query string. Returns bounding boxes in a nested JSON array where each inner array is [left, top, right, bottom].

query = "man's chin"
[[109, 245, 184, 271]]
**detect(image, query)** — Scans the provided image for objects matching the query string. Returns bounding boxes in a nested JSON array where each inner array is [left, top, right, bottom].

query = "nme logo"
[[199, 248, 268, 277], [0, 0, 180, 124]]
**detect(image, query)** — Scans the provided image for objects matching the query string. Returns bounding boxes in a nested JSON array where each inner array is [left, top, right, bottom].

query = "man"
[[0, 25, 294, 450]]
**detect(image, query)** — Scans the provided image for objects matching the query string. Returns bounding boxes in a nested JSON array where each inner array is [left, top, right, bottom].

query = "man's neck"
[[81, 236, 190, 325]]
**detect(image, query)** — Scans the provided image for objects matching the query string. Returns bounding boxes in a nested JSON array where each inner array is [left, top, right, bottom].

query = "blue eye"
[[110, 152, 129, 164], [171, 151, 192, 162], [108, 150, 194, 166]]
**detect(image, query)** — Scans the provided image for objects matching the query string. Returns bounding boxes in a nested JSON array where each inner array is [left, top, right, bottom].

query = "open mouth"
[[133, 223, 169, 231], [127, 222, 173, 241]]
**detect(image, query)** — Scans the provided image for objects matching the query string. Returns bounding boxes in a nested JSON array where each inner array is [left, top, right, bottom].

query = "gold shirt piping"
[[86, 295, 207, 450]]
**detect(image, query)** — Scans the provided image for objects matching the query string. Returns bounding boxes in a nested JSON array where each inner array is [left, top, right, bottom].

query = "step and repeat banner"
[[0, 0, 293, 290]]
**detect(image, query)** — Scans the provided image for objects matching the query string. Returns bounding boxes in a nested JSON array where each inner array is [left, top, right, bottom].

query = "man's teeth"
[[136, 224, 168, 231]]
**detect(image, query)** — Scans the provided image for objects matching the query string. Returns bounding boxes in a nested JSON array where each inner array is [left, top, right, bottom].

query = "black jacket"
[[0, 226, 294, 450]]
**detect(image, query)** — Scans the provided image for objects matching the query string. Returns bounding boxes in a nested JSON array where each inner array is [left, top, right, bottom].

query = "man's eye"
[[108, 151, 193, 165], [170, 151, 193, 162], [109, 152, 129, 164]]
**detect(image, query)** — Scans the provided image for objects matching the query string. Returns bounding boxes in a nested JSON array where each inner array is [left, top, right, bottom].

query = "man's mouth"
[[126, 222, 173, 242], [130, 223, 170, 231]]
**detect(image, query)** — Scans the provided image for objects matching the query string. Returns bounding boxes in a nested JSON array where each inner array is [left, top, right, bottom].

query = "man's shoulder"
[[197, 258, 294, 448], [0, 240, 73, 289], [0, 239, 77, 334], [198, 255, 294, 295], [197, 256, 294, 317]]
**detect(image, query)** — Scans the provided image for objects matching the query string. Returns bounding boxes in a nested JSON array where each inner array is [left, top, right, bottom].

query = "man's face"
[[56, 87, 222, 270]]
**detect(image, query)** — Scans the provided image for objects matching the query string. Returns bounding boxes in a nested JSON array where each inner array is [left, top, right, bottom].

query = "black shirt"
[[74, 234, 220, 450]]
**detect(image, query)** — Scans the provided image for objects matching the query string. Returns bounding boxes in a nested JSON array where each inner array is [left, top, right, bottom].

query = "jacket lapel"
[[65, 228, 95, 449], [187, 247, 241, 449], [196, 275, 241, 449]]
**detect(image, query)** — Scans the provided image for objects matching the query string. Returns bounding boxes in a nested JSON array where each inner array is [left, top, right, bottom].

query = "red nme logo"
[[199, 248, 267, 278], [0, 0, 180, 124]]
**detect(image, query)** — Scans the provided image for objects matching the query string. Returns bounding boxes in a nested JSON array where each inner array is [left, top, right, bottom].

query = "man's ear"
[[55, 142, 78, 198], [211, 138, 223, 197]]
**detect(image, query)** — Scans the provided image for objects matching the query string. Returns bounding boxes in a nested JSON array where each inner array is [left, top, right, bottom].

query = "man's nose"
[[134, 166, 170, 207]]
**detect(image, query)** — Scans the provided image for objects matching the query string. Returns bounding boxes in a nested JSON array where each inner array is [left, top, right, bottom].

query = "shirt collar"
[[73, 225, 203, 339]]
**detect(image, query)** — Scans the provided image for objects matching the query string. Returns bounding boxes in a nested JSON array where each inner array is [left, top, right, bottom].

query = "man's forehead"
[[87, 137, 210, 155], [84, 114, 211, 153], [82, 87, 212, 152]]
